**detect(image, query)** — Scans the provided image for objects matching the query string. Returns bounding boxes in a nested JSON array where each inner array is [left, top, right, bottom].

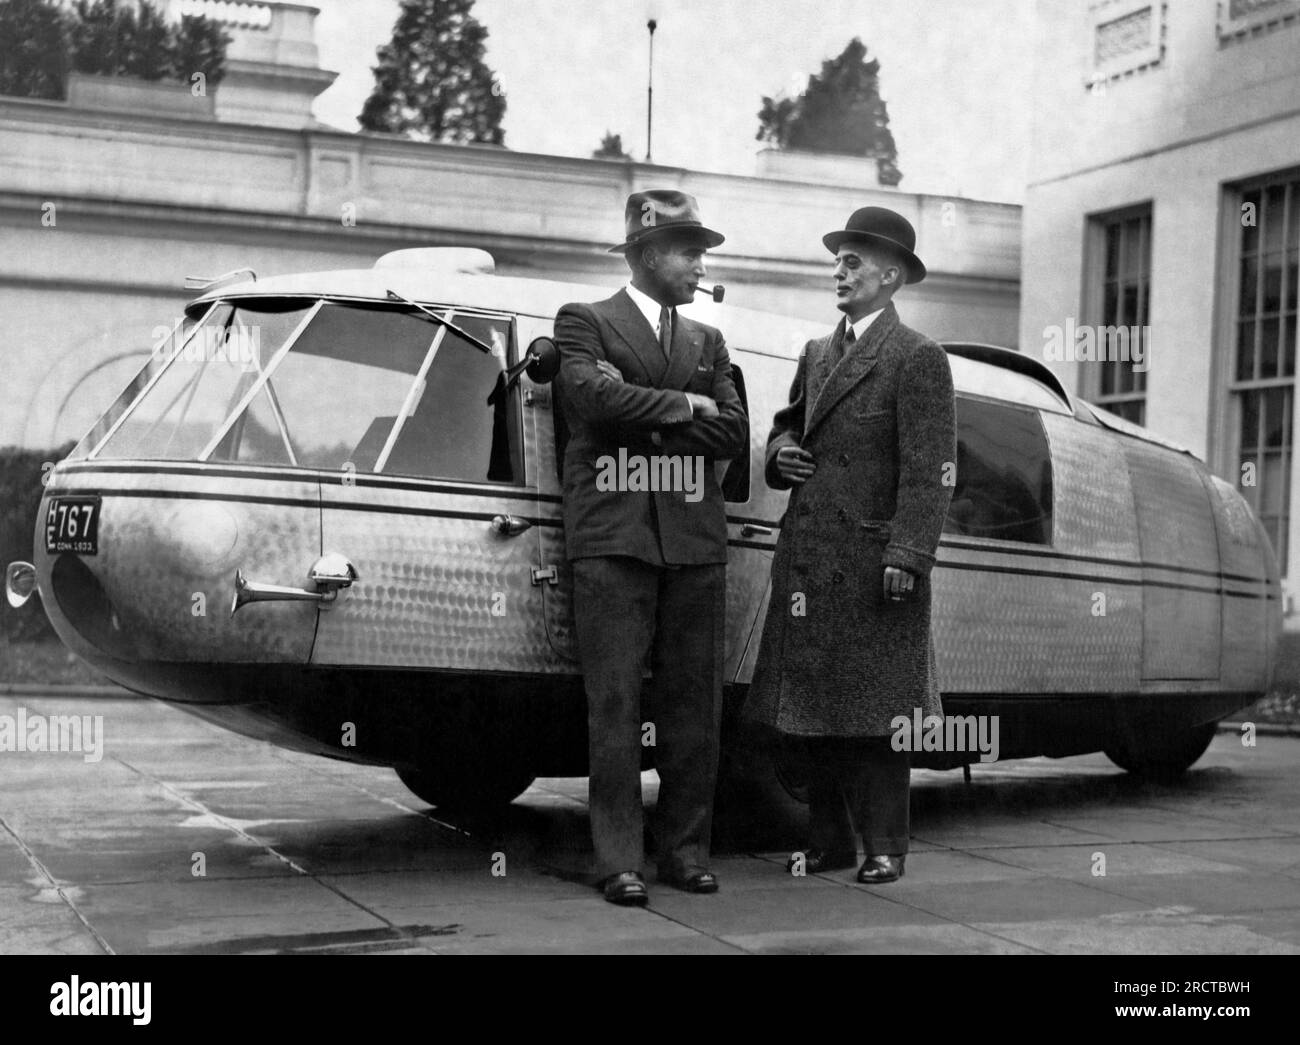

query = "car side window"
[[207, 302, 523, 485], [944, 396, 1053, 544]]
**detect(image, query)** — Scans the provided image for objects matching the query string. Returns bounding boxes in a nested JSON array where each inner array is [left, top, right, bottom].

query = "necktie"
[[834, 321, 855, 365], [659, 305, 673, 360]]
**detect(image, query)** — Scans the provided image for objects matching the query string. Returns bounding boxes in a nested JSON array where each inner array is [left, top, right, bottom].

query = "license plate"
[[45, 497, 100, 555]]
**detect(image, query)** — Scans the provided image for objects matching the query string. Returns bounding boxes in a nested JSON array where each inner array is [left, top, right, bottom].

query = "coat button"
[[839, 453, 850, 466], [832, 570, 845, 584], [837, 507, 848, 522]]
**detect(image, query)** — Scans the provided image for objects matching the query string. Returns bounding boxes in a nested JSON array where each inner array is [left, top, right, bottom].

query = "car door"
[[287, 301, 552, 675]]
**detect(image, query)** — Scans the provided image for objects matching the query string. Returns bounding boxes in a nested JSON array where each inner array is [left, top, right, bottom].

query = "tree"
[[592, 131, 631, 161], [171, 14, 230, 88], [359, 0, 506, 145], [68, 0, 169, 79], [0, 0, 69, 100], [757, 38, 902, 186], [0, 0, 227, 99]]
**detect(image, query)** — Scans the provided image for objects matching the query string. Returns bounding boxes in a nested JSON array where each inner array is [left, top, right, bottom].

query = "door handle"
[[231, 552, 358, 616], [491, 514, 532, 537], [741, 523, 773, 537]]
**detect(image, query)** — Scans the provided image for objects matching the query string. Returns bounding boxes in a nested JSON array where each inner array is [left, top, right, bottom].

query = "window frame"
[[85, 294, 530, 489], [1216, 168, 1300, 575], [942, 393, 1055, 548], [1081, 201, 1153, 425]]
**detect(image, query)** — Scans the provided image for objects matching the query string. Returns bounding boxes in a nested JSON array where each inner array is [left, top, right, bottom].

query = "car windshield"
[[88, 298, 521, 484]]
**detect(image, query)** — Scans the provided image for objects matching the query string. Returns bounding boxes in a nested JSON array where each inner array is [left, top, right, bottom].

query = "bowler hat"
[[608, 189, 725, 254], [823, 206, 926, 284]]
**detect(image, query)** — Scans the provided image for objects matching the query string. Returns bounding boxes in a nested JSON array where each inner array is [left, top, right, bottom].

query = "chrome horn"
[[230, 553, 358, 617]]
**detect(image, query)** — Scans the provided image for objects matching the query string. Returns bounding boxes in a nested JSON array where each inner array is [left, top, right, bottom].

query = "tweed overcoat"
[[744, 302, 956, 738]]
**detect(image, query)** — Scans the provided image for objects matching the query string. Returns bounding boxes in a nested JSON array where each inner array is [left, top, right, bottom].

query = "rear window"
[[943, 396, 1053, 544]]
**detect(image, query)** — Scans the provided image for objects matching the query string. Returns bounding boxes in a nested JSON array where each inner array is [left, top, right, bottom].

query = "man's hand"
[[774, 445, 816, 483], [595, 360, 623, 383], [685, 393, 719, 419], [883, 566, 916, 603]]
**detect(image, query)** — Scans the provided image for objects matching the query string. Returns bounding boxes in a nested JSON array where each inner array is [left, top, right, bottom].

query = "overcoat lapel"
[[662, 313, 704, 390], [804, 303, 898, 439], [603, 289, 668, 383]]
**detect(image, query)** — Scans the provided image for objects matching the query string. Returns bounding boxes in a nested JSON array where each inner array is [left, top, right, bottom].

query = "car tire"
[[1103, 721, 1218, 779]]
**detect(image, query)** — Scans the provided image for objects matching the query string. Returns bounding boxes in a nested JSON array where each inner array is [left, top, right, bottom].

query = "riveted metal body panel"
[[311, 477, 566, 673], [35, 464, 320, 668], [1041, 413, 1142, 563], [1124, 441, 1222, 680], [1207, 473, 1277, 689], [931, 544, 1143, 693]]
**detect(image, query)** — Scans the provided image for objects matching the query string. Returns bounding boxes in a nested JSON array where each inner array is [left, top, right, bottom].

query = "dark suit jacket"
[[554, 289, 748, 566]]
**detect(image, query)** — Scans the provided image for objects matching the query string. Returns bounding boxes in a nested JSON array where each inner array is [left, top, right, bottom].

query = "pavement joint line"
[[1135, 799, 1300, 838], [750, 848, 1054, 952], [1036, 816, 1297, 845], [926, 838, 1300, 917], [110, 754, 446, 956], [0, 814, 116, 955], [798, 859, 1056, 955], [638, 902, 754, 954]]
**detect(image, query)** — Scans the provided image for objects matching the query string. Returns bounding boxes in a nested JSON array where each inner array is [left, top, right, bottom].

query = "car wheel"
[[1103, 721, 1218, 779], [396, 763, 536, 813]]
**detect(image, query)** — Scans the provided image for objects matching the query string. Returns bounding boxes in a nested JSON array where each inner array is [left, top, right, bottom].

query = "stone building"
[[1021, 0, 1300, 604], [1, 1, 1019, 451]]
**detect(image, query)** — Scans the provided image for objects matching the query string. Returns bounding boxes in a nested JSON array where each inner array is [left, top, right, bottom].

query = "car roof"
[[188, 253, 1190, 456]]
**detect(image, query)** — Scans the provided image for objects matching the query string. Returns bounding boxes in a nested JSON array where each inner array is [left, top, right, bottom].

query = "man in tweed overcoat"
[[745, 206, 955, 884]]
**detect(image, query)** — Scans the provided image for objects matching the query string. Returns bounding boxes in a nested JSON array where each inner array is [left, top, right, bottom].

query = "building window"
[[1096, 6, 1153, 61], [1231, 175, 1300, 571], [1218, 0, 1300, 44], [1088, 1, 1164, 85], [1085, 206, 1151, 425]]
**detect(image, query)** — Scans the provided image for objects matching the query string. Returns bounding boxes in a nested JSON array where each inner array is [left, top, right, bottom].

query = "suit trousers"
[[792, 738, 911, 856], [572, 555, 725, 881]]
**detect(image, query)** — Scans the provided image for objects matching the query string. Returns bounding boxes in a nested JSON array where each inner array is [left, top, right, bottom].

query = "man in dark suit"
[[555, 189, 748, 906], [745, 207, 955, 885]]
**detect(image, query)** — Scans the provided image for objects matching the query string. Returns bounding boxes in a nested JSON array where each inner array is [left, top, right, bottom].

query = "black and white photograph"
[[0, 0, 1297, 994]]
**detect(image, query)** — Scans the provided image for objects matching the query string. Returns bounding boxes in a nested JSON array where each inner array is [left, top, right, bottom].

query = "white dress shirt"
[[625, 282, 669, 339], [845, 306, 885, 342], [624, 283, 695, 423]]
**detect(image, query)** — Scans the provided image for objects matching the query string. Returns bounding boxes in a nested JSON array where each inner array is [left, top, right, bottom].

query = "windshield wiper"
[[384, 289, 492, 354]]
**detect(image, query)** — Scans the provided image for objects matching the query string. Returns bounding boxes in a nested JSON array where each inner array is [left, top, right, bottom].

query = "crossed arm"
[[555, 303, 747, 460]]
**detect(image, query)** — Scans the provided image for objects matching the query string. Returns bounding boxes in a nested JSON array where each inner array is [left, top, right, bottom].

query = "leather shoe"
[[659, 866, 719, 894], [602, 870, 648, 906], [856, 854, 905, 884], [787, 848, 857, 874]]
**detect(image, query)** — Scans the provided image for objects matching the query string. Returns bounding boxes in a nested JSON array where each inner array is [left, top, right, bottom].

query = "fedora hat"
[[822, 206, 926, 284], [608, 189, 725, 254]]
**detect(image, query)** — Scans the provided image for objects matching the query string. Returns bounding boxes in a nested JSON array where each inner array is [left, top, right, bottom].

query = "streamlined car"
[[6, 248, 1282, 811]]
